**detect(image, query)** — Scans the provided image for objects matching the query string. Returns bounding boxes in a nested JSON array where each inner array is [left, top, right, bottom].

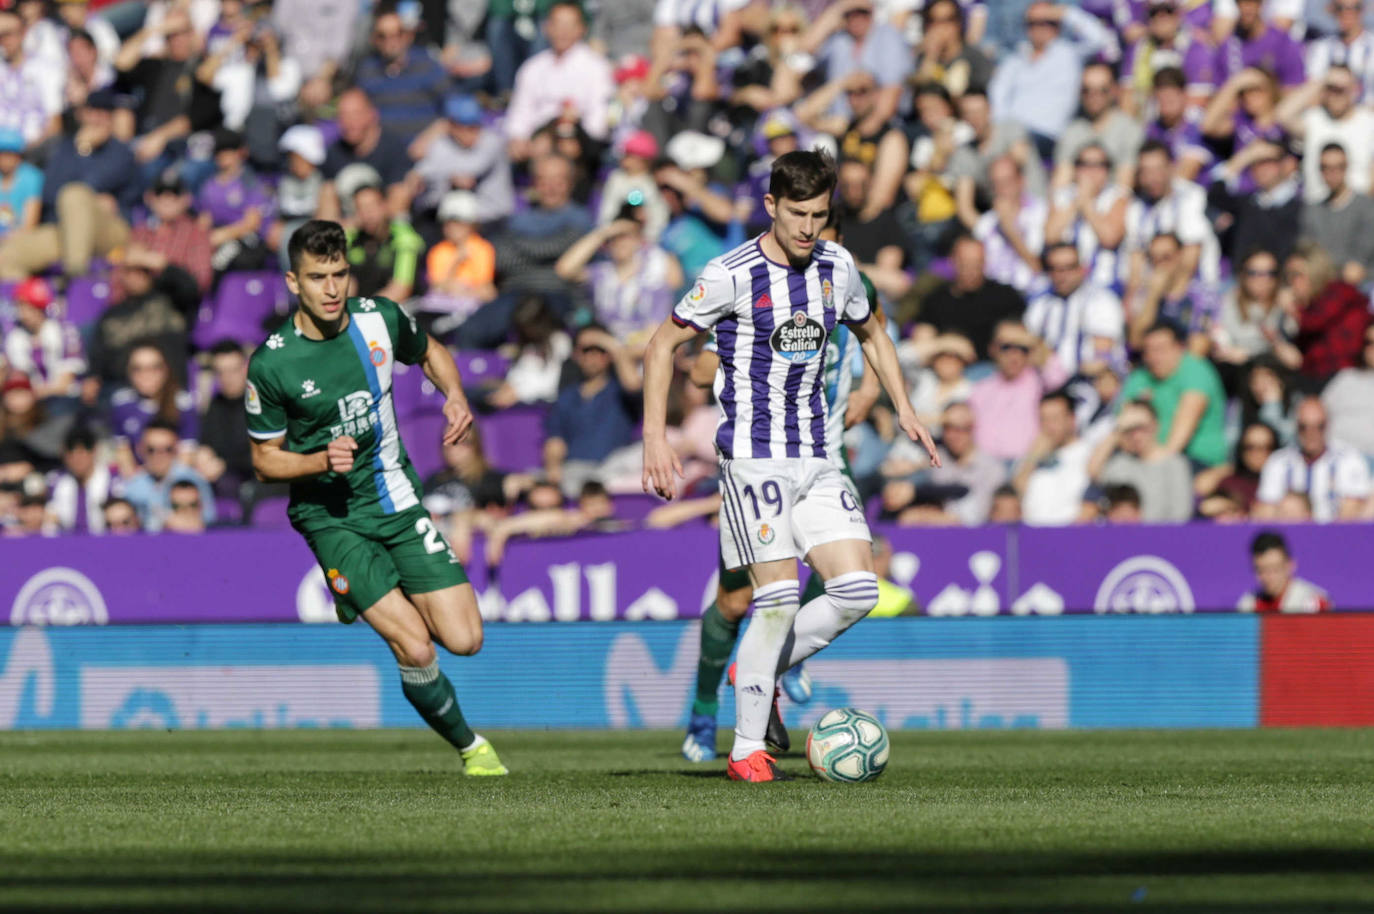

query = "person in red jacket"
[[1281, 241, 1372, 386], [1237, 530, 1332, 613]]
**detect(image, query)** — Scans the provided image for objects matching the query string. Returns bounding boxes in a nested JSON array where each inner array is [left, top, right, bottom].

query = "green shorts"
[[295, 504, 469, 623]]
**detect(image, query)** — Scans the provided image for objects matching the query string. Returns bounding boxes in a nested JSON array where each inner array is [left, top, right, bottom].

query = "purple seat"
[[193, 271, 288, 348], [390, 361, 443, 417], [65, 276, 112, 326], [403, 412, 449, 479], [248, 496, 291, 529], [213, 496, 243, 525], [455, 350, 509, 386], [481, 406, 547, 472], [612, 493, 660, 524]]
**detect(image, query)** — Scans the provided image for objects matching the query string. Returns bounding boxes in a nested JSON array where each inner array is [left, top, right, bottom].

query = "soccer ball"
[[806, 708, 889, 783]]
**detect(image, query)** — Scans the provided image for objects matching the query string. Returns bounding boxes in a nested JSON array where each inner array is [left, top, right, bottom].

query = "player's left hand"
[[898, 410, 941, 468], [442, 397, 474, 445]]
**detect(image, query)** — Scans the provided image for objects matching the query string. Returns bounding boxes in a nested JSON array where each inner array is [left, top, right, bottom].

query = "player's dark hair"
[[1251, 530, 1290, 558], [1152, 66, 1187, 91], [63, 424, 97, 452], [209, 339, 245, 358], [288, 220, 348, 273], [769, 149, 837, 203]]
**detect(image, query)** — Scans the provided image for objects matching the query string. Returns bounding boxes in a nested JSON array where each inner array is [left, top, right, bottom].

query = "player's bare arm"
[[250, 434, 356, 482], [418, 333, 473, 445], [851, 311, 940, 468], [641, 318, 701, 499]]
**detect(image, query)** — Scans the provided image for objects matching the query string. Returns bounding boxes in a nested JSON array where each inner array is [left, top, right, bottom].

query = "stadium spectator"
[[192, 340, 254, 503], [596, 130, 668, 240], [484, 479, 620, 567], [505, 2, 613, 159], [201, 20, 302, 168], [107, 342, 198, 459], [8, 489, 51, 536], [589, 2, 656, 64], [543, 324, 642, 497], [1124, 140, 1221, 310], [410, 93, 515, 227], [966, 155, 1047, 297], [802, 0, 911, 132], [1213, 140, 1303, 274], [1300, 142, 1374, 287], [84, 245, 198, 392], [1321, 323, 1374, 458], [1119, 3, 1217, 112], [834, 156, 910, 300], [1202, 69, 1289, 198], [486, 0, 556, 96], [54, 1, 118, 74], [1088, 399, 1195, 522], [418, 190, 497, 336], [912, 0, 993, 98], [1198, 420, 1280, 517], [1045, 141, 1128, 293], [906, 235, 1025, 360], [471, 296, 571, 411], [63, 28, 115, 110], [1214, 0, 1307, 89], [0, 9, 61, 150], [1276, 66, 1374, 205], [163, 478, 208, 533], [4, 277, 85, 402], [269, 125, 326, 268], [1281, 240, 1372, 384], [320, 89, 413, 219], [121, 419, 214, 532], [0, 90, 136, 281], [653, 149, 738, 284], [1305, 0, 1374, 99], [1053, 62, 1144, 191], [1237, 530, 1332, 611], [1101, 483, 1143, 523], [1238, 354, 1299, 445], [899, 82, 965, 269], [1143, 67, 1214, 182], [356, 5, 450, 141], [948, 88, 1048, 206], [883, 401, 1005, 526], [797, 69, 909, 212], [1015, 390, 1095, 526], [1211, 248, 1293, 370], [555, 208, 681, 347], [1, 370, 71, 469], [1129, 232, 1220, 354], [968, 320, 1068, 464], [49, 424, 112, 534], [1025, 242, 1126, 377], [134, 170, 213, 298], [987, 482, 1022, 523], [345, 175, 424, 302], [987, 2, 1115, 156], [274, 0, 355, 110], [1121, 320, 1230, 468], [198, 129, 275, 278], [1255, 395, 1371, 520], [0, 127, 41, 240], [905, 334, 974, 433], [101, 495, 141, 534]]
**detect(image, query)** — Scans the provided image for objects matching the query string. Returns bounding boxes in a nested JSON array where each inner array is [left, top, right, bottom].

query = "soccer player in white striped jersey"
[[641, 150, 939, 782]]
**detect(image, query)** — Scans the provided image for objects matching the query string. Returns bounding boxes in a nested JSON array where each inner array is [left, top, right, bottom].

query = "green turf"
[[2, 729, 1374, 912]]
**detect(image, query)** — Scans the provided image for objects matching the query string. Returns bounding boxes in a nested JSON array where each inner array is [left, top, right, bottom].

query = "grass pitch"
[[2, 729, 1373, 912]]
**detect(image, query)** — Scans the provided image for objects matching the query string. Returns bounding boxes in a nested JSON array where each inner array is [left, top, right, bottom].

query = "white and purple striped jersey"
[[672, 237, 871, 462]]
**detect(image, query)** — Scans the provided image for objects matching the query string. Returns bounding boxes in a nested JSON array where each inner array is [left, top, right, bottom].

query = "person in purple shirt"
[[105, 343, 198, 460], [1144, 66, 1215, 181], [1215, 0, 1306, 88], [1203, 66, 1290, 191], [196, 127, 275, 280], [1119, 0, 1218, 109]]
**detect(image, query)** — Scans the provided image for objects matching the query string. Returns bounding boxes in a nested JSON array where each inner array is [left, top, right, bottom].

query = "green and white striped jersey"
[[245, 296, 428, 524]]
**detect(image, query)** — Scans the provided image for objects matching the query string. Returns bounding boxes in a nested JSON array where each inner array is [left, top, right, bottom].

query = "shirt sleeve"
[[1255, 453, 1286, 505], [245, 355, 288, 440], [671, 259, 735, 331], [1336, 450, 1372, 499], [1084, 289, 1125, 341], [384, 297, 429, 365], [840, 257, 871, 326]]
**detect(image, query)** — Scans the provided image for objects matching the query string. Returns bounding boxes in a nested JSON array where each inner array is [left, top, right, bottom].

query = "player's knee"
[[717, 587, 752, 620], [825, 572, 880, 623], [400, 638, 438, 669], [444, 629, 483, 657]]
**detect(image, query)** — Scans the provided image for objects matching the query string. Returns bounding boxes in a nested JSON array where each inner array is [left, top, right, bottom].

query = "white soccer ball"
[[806, 708, 889, 783]]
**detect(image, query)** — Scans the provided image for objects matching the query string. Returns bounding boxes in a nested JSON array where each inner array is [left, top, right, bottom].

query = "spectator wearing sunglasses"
[[1053, 61, 1144, 191], [120, 419, 215, 532], [1120, 0, 1218, 112], [1144, 67, 1215, 183], [1301, 142, 1374, 286], [1271, 65, 1374, 204], [1306, 0, 1374, 101], [1254, 396, 1370, 520], [967, 321, 1068, 465]]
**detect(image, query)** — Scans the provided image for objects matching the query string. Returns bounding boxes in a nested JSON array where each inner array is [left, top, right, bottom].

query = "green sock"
[[692, 602, 741, 716], [400, 660, 476, 752], [800, 570, 826, 606]]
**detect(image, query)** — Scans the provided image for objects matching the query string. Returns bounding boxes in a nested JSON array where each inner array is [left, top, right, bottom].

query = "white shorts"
[[718, 456, 871, 570]]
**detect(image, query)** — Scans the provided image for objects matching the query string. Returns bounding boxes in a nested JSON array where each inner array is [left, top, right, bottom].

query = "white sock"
[[730, 579, 799, 762], [777, 572, 879, 675]]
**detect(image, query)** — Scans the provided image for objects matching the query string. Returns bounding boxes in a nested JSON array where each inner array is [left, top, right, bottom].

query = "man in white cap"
[[272, 124, 326, 268], [420, 190, 496, 335]]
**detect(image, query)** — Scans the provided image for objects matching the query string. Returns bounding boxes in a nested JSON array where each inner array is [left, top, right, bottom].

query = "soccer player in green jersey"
[[246, 220, 506, 776]]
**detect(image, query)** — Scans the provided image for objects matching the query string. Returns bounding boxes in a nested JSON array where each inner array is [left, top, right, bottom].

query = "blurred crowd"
[[3, 0, 1374, 543]]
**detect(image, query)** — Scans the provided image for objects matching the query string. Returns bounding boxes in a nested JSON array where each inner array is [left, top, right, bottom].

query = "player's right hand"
[[327, 436, 358, 474], [642, 437, 684, 501]]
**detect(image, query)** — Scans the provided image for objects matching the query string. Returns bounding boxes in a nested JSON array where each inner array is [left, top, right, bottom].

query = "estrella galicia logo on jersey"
[[757, 524, 776, 545], [368, 343, 387, 367], [337, 391, 373, 422], [770, 310, 826, 362], [244, 380, 262, 415], [300, 379, 321, 399], [327, 568, 350, 595], [821, 279, 834, 309]]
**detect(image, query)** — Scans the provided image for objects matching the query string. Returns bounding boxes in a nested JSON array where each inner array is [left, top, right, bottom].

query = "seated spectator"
[[1255, 395, 1371, 521], [1213, 0, 1306, 89], [1124, 140, 1221, 311], [422, 424, 533, 563], [505, 2, 613, 160], [274, 0, 356, 112], [1, 370, 72, 469], [911, 0, 993, 98], [49, 424, 114, 534], [7, 488, 51, 537], [1301, 142, 1374, 288], [653, 147, 740, 284], [484, 480, 620, 567], [198, 128, 276, 278], [198, 19, 301, 165], [900, 82, 966, 270], [1119, 6, 1216, 113], [101, 495, 141, 534], [1212, 139, 1302, 274], [1129, 232, 1220, 353], [906, 235, 1025, 360], [801, 0, 912, 134], [64, 28, 116, 111], [1014, 390, 1095, 526], [418, 191, 496, 336], [988, 482, 1022, 523], [191, 340, 254, 502], [1321, 324, 1374, 458], [84, 246, 199, 394], [835, 156, 911, 301], [1202, 68, 1290, 196], [472, 296, 572, 411], [1305, 0, 1374, 98], [269, 125, 326, 268], [1053, 61, 1144, 191], [1101, 483, 1143, 523], [987, 3, 1115, 156], [163, 478, 208, 533], [1045, 141, 1129, 293], [883, 401, 1006, 526], [107, 342, 198, 462], [906, 334, 974, 433], [1198, 420, 1280, 517], [1088, 399, 1195, 522], [948, 88, 1049, 208], [797, 68, 909, 216], [1237, 530, 1331, 612], [968, 320, 1068, 464], [320, 89, 413, 219], [965, 155, 1047, 297], [1238, 354, 1299, 445], [1282, 240, 1372, 385], [0, 9, 62, 150], [1211, 248, 1294, 370], [134, 170, 213, 297], [410, 93, 514, 228], [457, 154, 594, 349], [543, 324, 643, 498], [597, 130, 668, 241], [345, 176, 424, 302], [1026, 242, 1126, 378], [1277, 66, 1374, 207], [0, 90, 137, 280], [1121, 320, 1230, 467], [120, 419, 215, 532], [4, 278, 85, 401], [0, 127, 41, 240], [525, 112, 602, 206], [1143, 67, 1214, 183], [554, 206, 681, 349], [355, 5, 449, 141]]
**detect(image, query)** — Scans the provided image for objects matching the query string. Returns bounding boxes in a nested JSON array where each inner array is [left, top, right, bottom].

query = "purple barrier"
[[4, 523, 1373, 626]]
